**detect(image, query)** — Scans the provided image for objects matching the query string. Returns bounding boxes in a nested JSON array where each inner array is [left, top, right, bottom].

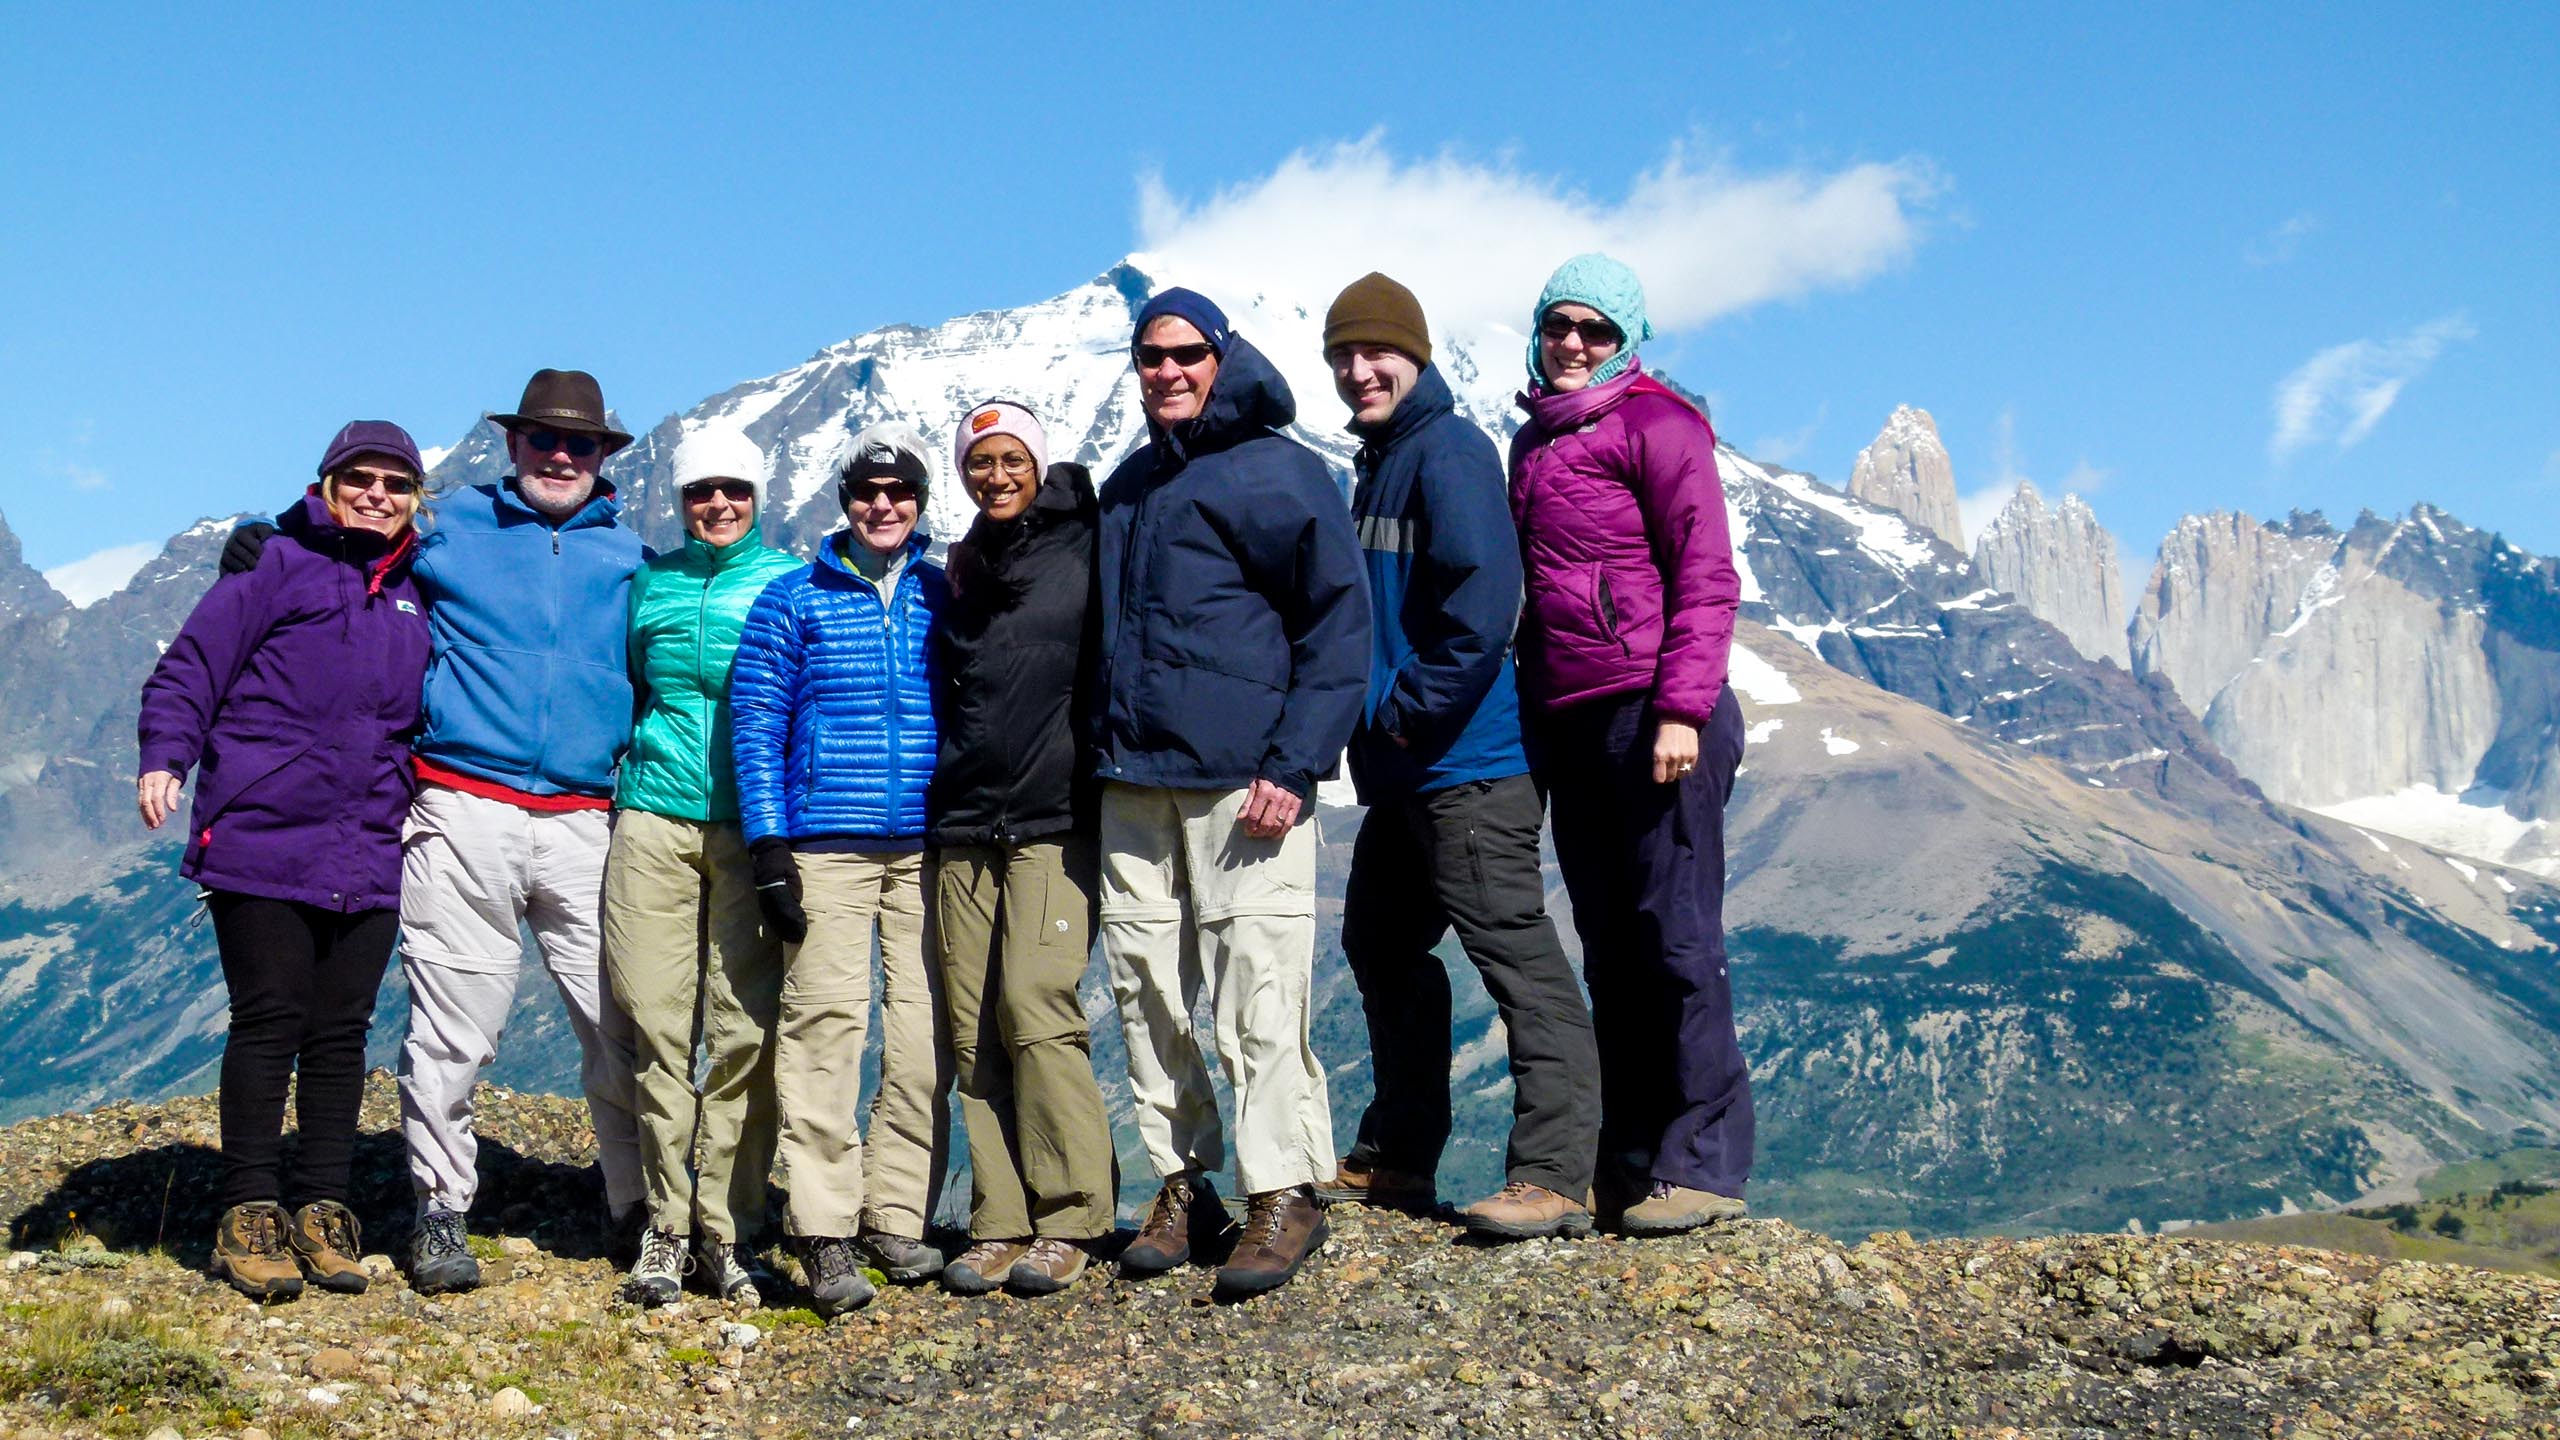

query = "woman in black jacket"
[[927, 400, 1115, 1297]]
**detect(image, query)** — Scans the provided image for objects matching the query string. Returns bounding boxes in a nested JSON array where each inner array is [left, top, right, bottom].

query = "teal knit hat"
[[1527, 252, 1653, 390]]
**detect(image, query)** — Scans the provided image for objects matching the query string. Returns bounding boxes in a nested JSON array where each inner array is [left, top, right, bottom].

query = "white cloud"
[[1750, 404, 1827, 466], [2270, 313, 2475, 462], [62, 464, 107, 491], [1955, 407, 2026, 543], [2244, 213, 2320, 266], [43, 541, 159, 608], [2058, 459, 2112, 496], [1135, 134, 1940, 340]]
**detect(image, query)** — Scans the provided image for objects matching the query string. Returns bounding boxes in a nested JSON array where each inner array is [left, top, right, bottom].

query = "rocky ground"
[[1, 1080, 2556, 1438]]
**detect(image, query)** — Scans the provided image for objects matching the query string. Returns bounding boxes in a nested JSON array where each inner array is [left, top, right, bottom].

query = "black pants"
[[1530, 686, 1752, 1199], [1339, 772, 1601, 1197], [209, 892, 398, 1209]]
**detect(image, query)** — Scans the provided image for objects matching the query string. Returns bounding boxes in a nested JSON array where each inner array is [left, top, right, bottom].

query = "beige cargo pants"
[[1098, 783, 1333, 1197], [773, 849, 950, 1239]]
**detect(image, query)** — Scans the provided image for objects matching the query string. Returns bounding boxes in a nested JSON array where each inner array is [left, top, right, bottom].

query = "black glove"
[[219, 521, 277, 577], [749, 838, 808, 945]]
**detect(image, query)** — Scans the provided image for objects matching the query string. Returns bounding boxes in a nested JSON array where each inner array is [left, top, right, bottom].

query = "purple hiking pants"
[[1529, 685, 1752, 1199]]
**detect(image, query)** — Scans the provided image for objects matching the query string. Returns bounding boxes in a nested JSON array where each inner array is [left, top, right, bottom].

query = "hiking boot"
[[796, 1235, 876, 1316], [1316, 1156, 1436, 1211], [621, 1226, 689, 1307], [858, 1230, 944, 1284], [1007, 1237, 1090, 1296], [1460, 1181, 1596, 1241], [408, 1208, 480, 1294], [697, 1237, 774, 1307], [212, 1201, 304, 1302], [1620, 1182, 1748, 1235], [1119, 1173, 1225, 1278], [941, 1238, 1029, 1296], [1213, 1186, 1328, 1298], [287, 1200, 369, 1293]]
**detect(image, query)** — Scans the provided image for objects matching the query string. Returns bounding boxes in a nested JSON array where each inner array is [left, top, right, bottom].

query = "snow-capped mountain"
[[2131, 505, 2560, 877]]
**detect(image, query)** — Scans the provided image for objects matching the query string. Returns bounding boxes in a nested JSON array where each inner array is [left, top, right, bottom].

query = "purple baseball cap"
[[317, 420, 425, 478]]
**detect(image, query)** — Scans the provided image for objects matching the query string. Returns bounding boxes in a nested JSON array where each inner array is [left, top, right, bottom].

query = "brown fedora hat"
[[488, 368, 635, 453]]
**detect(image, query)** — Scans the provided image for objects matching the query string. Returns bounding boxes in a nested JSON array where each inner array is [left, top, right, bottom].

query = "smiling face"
[[681, 478, 757, 547], [324, 460, 422, 538], [964, 434, 1039, 523], [1536, 302, 1624, 393], [1135, 316, 1220, 428], [1327, 342, 1420, 426], [841, 476, 921, 556], [506, 426, 606, 516]]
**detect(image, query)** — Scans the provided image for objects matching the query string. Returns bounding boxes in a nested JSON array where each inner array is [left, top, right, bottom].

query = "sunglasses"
[[1132, 342, 1216, 369], [681, 480, 756, 504], [516, 428, 601, 458], [332, 471, 421, 497], [842, 479, 921, 506], [1538, 314, 1623, 347]]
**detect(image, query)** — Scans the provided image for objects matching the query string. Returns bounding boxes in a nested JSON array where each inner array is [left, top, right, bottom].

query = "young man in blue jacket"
[[1318, 274, 1602, 1240], [1095, 289, 1371, 1297]]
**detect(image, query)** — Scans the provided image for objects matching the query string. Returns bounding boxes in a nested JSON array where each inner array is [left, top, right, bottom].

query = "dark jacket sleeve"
[[1242, 446, 1373, 799], [136, 557, 280, 777], [1375, 421, 1520, 748]]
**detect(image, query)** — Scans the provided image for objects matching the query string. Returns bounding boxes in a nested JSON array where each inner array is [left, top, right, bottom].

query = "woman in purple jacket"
[[1508, 254, 1751, 1236], [137, 421, 433, 1300]]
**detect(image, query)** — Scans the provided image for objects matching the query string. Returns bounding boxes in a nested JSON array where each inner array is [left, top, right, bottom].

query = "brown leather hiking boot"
[[1460, 1181, 1594, 1241], [1213, 1185, 1328, 1298], [287, 1200, 369, 1293], [1315, 1156, 1436, 1211], [1007, 1236, 1091, 1296], [1118, 1173, 1225, 1278], [213, 1201, 304, 1301], [942, 1238, 1030, 1296], [1621, 1182, 1747, 1235]]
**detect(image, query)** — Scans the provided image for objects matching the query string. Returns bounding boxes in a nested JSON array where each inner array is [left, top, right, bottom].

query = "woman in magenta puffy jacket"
[[1507, 253, 1752, 1236]]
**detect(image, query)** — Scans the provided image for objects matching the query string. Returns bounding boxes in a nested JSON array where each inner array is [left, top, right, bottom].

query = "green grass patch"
[[0, 1300, 228, 1416], [757, 1306, 827, 1331], [665, 1345, 714, 1365], [463, 1234, 506, 1260], [2417, 1146, 2560, 1201], [483, 1370, 547, 1404]]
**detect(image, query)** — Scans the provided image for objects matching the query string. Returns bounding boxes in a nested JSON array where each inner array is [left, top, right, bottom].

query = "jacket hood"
[[1150, 334, 1297, 459], [1347, 362, 1456, 450]]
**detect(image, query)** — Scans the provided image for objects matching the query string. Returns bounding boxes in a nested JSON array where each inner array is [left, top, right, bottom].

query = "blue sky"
[[3, 3, 2554, 596]]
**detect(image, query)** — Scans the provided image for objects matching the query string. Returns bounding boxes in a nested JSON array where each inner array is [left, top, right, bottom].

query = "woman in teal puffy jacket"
[[600, 425, 799, 1309], [729, 420, 953, 1315]]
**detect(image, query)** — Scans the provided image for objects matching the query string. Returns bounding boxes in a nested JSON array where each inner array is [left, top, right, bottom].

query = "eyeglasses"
[[964, 452, 1037, 479], [332, 471, 421, 497], [1132, 342, 1215, 369], [681, 480, 756, 504], [1538, 314, 1623, 348], [842, 479, 921, 507], [516, 428, 601, 458]]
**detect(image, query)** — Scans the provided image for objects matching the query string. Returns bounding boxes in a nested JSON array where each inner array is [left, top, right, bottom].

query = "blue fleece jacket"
[[412, 480, 644, 798], [729, 534, 944, 848], [1345, 364, 1529, 800]]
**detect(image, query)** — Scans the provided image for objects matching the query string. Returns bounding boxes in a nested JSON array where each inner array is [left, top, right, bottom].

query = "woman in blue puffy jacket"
[[729, 420, 953, 1315]]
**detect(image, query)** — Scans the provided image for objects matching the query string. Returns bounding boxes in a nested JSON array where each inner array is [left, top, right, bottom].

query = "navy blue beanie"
[[1133, 287, 1233, 355]]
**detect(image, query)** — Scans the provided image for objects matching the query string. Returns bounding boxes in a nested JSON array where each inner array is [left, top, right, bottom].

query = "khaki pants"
[[1099, 783, 1333, 1196], [774, 849, 950, 1238], [600, 809, 784, 1244], [397, 784, 642, 1217], [935, 837, 1115, 1240]]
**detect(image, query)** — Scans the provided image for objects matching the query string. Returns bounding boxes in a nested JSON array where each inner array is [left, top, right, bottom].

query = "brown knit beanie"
[[1323, 272, 1432, 369]]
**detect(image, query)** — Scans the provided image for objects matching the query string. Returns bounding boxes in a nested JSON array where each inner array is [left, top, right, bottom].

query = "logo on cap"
[[971, 409, 1002, 433]]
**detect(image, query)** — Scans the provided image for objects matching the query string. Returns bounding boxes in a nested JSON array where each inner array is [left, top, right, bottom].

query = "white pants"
[[1099, 783, 1332, 1196], [397, 784, 643, 1216]]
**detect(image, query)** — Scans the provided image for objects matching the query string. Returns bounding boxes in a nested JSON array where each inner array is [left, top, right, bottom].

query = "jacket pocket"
[[1594, 568, 1629, 655]]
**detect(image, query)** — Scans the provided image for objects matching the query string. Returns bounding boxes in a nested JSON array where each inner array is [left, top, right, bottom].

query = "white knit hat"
[[670, 425, 769, 505]]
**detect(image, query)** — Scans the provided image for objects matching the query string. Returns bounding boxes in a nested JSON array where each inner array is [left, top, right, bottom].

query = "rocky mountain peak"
[[1848, 404, 1964, 548], [0, 509, 68, 626], [1971, 480, 2128, 665]]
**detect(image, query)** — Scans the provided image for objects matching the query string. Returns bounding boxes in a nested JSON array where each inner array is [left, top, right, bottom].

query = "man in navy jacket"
[[1094, 288, 1370, 1298], [1317, 274, 1601, 1241]]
